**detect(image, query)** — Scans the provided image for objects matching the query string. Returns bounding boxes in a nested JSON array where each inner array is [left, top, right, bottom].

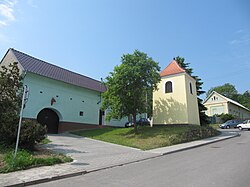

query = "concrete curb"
[[160, 132, 240, 155], [3, 132, 239, 187], [6, 170, 87, 187]]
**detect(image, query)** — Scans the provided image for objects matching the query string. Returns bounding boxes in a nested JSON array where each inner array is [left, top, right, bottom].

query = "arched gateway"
[[37, 108, 59, 134]]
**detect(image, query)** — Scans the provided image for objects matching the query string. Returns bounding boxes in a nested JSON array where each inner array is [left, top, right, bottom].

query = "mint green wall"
[[23, 72, 101, 125]]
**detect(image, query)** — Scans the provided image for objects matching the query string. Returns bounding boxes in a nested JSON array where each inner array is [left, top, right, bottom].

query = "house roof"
[[160, 60, 186, 77], [204, 91, 250, 112], [6, 48, 106, 92]]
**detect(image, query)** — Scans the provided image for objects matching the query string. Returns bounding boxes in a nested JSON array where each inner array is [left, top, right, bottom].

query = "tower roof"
[[160, 60, 185, 77]]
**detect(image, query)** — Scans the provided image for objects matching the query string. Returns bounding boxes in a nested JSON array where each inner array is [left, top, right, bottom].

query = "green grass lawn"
[[0, 143, 72, 173], [73, 125, 220, 150]]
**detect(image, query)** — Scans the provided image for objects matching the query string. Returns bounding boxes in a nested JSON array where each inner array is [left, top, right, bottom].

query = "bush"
[[217, 113, 235, 123], [0, 113, 19, 146], [19, 120, 47, 150], [0, 120, 47, 150], [181, 126, 220, 142]]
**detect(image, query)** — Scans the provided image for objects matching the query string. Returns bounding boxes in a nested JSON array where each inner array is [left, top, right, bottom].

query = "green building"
[[0, 48, 127, 133]]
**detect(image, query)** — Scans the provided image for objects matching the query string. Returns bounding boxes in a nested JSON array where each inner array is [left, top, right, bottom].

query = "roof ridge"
[[11, 48, 102, 84]]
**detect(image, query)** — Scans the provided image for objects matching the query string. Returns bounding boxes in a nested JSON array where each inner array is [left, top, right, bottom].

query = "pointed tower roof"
[[160, 60, 186, 77]]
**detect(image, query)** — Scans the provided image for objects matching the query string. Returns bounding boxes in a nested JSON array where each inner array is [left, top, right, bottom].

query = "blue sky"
[[0, 0, 249, 99]]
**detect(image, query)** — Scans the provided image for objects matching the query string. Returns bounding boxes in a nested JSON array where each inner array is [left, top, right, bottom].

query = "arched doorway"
[[37, 108, 59, 134]]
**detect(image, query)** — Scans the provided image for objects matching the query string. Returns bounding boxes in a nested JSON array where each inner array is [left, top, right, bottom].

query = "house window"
[[165, 81, 173, 93], [190, 83, 193, 94], [79, 111, 84, 116]]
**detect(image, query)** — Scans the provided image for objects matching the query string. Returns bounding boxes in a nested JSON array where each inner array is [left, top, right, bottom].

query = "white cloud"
[[229, 37, 250, 45], [0, 0, 17, 28], [229, 29, 250, 46]]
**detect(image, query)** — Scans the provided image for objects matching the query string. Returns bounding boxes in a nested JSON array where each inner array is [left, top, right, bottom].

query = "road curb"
[[160, 132, 240, 156], [5, 170, 87, 187]]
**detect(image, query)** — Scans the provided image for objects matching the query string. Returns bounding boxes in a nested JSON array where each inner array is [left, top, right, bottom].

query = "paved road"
[[34, 130, 250, 187]]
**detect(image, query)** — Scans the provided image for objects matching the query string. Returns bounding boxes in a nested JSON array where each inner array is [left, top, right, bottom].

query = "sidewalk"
[[0, 131, 239, 187]]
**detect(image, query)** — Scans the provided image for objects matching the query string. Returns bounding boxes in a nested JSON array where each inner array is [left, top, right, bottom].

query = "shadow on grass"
[[72, 127, 122, 137]]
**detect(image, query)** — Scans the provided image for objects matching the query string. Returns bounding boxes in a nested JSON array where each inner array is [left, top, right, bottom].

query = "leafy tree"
[[207, 83, 250, 109], [174, 56, 209, 125], [0, 62, 46, 149], [240, 91, 250, 109], [206, 83, 238, 99], [0, 62, 23, 145], [217, 113, 235, 123], [102, 50, 161, 133]]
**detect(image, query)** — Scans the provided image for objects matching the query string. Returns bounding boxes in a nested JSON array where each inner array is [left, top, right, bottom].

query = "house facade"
[[203, 91, 250, 119], [0, 48, 127, 133], [153, 60, 200, 125]]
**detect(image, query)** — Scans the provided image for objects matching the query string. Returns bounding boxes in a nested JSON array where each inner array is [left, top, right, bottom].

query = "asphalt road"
[[34, 130, 250, 187]]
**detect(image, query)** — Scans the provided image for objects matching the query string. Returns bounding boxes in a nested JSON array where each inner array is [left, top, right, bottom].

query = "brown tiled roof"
[[10, 48, 106, 92], [160, 60, 185, 77]]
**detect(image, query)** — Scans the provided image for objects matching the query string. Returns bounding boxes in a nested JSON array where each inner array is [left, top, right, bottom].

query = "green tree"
[[174, 56, 209, 125], [232, 91, 250, 110], [206, 83, 238, 99], [206, 83, 250, 109], [217, 113, 235, 123], [0, 62, 47, 149], [0, 62, 23, 145], [102, 50, 161, 134], [241, 91, 250, 109]]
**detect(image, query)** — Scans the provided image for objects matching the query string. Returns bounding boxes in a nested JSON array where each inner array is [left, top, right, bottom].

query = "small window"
[[165, 81, 173, 93], [190, 83, 193, 94], [79, 111, 84, 116]]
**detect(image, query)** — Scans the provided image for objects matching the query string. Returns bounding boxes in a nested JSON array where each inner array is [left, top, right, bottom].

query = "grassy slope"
[[73, 125, 220, 150]]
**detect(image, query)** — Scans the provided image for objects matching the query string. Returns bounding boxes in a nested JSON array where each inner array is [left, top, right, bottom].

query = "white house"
[[203, 91, 250, 119]]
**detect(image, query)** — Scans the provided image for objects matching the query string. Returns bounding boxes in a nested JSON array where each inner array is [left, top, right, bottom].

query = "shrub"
[[0, 113, 19, 146], [217, 113, 235, 123], [0, 62, 25, 147], [0, 120, 47, 150], [181, 126, 220, 142], [19, 120, 47, 150]]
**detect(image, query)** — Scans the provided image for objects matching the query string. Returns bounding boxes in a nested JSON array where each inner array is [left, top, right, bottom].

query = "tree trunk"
[[133, 113, 138, 134]]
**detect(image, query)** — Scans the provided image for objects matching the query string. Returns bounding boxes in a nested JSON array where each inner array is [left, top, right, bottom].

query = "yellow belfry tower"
[[153, 60, 200, 125]]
